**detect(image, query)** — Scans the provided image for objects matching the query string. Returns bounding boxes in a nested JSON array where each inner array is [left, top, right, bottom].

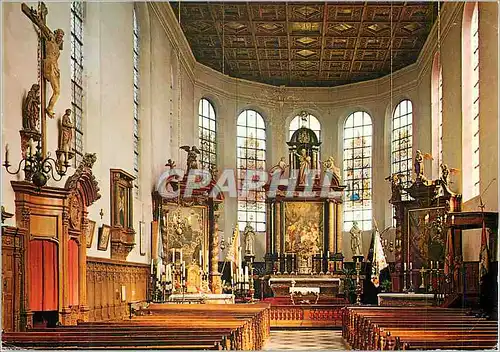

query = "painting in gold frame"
[[161, 205, 208, 268], [284, 202, 323, 257], [86, 220, 96, 248]]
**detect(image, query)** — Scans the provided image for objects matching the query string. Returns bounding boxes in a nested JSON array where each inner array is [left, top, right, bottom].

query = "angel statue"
[[440, 164, 460, 185], [269, 157, 288, 176], [180, 145, 200, 173]]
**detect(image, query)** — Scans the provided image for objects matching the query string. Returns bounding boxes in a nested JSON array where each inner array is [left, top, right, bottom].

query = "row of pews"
[[2, 303, 270, 350], [343, 306, 498, 350]]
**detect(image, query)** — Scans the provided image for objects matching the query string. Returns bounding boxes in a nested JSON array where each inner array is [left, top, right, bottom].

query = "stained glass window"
[[391, 100, 413, 200], [237, 110, 266, 232], [343, 111, 372, 231], [470, 3, 480, 197], [198, 98, 216, 170], [289, 113, 321, 141], [133, 7, 140, 197], [71, 2, 84, 166]]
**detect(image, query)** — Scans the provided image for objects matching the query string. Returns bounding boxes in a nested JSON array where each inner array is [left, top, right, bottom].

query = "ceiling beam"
[[318, 2, 329, 82], [246, 2, 263, 80]]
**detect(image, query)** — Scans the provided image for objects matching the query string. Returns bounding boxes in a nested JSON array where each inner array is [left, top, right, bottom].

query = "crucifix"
[[22, 2, 65, 157]]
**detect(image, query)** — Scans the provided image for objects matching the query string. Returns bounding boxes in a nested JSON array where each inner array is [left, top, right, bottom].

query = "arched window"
[[198, 98, 217, 169], [71, 1, 85, 165], [237, 110, 266, 232], [133, 7, 140, 196], [391, 100, 413, 200], [343, 111, 372, 231], [462, 2, 480, 200], [289, 112, 321, 141], [432, 52, 443, 177]]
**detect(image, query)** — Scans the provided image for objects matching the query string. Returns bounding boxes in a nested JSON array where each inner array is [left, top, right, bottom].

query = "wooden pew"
[[343, 306, 498, 350]]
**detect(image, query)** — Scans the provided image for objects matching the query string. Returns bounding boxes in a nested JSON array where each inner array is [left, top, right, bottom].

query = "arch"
[[343, 111, 373, 231], [236, 109, 266, 232], [289, 112, 321, 141], [462, 2, 480, 200], [391, 99, 413, 200], [198, 98, 217, 169]]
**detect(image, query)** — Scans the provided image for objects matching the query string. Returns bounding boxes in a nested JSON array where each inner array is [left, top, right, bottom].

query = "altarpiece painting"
[[284, 202, 323, 257]]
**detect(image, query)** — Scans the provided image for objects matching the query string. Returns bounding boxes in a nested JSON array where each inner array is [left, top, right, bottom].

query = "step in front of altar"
[[265, 302, 346, 328]]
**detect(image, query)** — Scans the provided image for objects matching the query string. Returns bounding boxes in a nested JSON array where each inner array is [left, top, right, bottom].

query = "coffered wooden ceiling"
[[170, 2, 436, 87]]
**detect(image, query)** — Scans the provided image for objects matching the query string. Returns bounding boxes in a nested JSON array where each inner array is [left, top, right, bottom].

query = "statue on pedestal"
[[58, 108, 74, 162], [350, 221, 363, 257], [22, 84, 40, 132], [243, 222, 255, 256], [295, 148, 311, 185]]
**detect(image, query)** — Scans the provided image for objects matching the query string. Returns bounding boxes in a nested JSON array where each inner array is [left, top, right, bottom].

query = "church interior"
[[1, 1, 499, 350]]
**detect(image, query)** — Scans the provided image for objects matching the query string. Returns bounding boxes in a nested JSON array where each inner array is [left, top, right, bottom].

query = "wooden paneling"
[[86, 257, 149, 321], [2, 226, 23, 332]]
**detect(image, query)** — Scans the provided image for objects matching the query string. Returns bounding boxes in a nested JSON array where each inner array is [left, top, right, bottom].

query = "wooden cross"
[[22, 2, 64, 157]]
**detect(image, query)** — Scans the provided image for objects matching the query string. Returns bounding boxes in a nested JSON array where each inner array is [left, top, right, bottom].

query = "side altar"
[[150, 148, 227, 303]]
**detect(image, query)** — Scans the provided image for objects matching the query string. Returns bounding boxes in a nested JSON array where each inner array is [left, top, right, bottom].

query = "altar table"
[[268, 275, 341, 298], [167, 293, 235, 304]]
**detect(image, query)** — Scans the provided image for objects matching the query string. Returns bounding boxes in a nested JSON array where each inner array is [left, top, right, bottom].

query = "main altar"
[[262, 124, 347, 327]]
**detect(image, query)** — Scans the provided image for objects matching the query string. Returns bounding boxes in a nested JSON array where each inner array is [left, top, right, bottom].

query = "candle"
[[327, 251, 330, 259], [451, 216, 455, 225], [320, 250, 323, 258], [430, 261, 434, 269], [199, 249, 202, 266], [244, 266, 249, 283], [404, 262, 407, 271], [180, 249, 183, 263], [410, 262, 413, 270], [151, 259, 154, 273], [4, 144, 9, 164]]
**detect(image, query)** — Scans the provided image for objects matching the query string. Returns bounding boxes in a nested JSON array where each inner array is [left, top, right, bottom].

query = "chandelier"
[[3, 139, 71, 188]]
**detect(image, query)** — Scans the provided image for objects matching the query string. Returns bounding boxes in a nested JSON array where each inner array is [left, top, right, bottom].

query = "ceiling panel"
[[170, 1, 436, 87]]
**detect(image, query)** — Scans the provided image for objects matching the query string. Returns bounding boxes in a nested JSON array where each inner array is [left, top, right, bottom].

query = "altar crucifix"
[[22, 2, 65, 156]]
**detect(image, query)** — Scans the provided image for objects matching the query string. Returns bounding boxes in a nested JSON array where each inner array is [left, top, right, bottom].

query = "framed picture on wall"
[[98, 224, 111, 251], [139, 221, 146, 256], [86, 220, 96, 248]]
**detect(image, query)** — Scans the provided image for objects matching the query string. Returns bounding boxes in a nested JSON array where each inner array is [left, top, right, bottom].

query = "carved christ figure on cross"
[[23, 3, 64, 118]]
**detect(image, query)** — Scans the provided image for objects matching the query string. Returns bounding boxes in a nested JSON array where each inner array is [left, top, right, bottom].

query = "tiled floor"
[[263, 329, 348, 350]]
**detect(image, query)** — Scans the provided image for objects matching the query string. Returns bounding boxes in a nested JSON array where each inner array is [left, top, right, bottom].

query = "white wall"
[[2, 2, 497, 264]]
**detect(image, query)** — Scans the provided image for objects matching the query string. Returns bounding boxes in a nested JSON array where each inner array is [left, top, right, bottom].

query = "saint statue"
[[269, 157, 288, 176], [295, 148, 311, 185], [118, 188, 125, 227], [243, 222, 255, 256], [58, 108, 73, 154], [22, 84, 40, 132], [414, 150, 424, 179], [350, 221, 363, 257], [322, 156, 341, 180], [440, 163, 450, 184]]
